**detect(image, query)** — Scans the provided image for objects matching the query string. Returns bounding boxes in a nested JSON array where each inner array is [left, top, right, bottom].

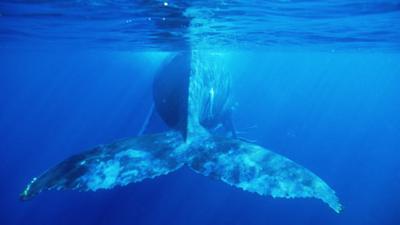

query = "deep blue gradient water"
[[1, 1, 400, 225]]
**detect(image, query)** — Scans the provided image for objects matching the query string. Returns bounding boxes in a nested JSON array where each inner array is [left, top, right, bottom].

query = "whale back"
[[152, 52, 191, 139], [153, 52, 234, 139], [188, 51, 233, 137]]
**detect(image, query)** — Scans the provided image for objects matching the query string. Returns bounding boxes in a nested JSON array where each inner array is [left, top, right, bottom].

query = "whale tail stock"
[[21, 131, 342, 213]]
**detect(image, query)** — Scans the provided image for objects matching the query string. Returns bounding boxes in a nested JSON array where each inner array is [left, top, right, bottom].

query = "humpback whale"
[[20, 51, 342, 213]]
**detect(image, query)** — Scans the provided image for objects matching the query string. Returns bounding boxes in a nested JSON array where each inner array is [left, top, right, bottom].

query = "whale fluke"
[[20, 132, 184, 201], [189, 136, 342, 213], [21, 131, 341, 213]]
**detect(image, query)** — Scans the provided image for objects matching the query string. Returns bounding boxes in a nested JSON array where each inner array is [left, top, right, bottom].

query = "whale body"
[[21, 51, 342, 213]]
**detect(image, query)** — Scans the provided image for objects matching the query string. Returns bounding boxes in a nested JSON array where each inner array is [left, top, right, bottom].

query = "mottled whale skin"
[[21, 51, 342, 213]]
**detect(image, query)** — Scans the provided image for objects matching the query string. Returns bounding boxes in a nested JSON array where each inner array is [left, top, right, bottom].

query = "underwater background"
[[1, 1, 400, 225]]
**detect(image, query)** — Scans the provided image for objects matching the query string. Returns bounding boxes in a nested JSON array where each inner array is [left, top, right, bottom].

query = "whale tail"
[[20, 132, 185, 201], [21, 132, 341, 213], [188, 136, 342, 213]]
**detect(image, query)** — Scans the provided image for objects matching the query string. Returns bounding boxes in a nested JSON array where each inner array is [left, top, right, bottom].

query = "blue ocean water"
[[1, 1, 400, 225]]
